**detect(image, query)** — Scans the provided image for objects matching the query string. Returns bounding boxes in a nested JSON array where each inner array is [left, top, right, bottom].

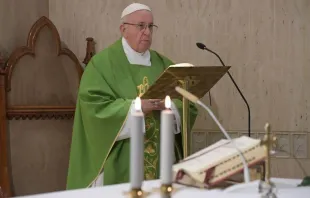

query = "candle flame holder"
[[123, 188, 150, 198], [160, 184, 173, 198], [150, 183, 180, 198]]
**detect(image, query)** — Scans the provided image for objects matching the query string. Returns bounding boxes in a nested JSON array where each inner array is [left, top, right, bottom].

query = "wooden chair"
[[0, 16, 95, 197]]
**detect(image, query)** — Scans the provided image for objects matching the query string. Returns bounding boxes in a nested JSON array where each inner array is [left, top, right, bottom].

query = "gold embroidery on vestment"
[[137, 76, 150, 97]]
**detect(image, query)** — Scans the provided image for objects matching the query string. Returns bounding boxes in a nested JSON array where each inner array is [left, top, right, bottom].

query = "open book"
[[169, 63, 195, 67], [173, 136, 266, 188]]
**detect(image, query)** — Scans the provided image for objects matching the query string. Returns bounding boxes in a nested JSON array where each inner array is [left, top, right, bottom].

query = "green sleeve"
[[66, 59, 131, 189]]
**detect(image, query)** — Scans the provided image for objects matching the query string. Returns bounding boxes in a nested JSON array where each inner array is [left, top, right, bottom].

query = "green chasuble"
[[66, 38, 198, 189]]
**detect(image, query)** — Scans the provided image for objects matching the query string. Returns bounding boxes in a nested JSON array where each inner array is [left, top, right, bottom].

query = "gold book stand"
[[141, 65, 230, 158]]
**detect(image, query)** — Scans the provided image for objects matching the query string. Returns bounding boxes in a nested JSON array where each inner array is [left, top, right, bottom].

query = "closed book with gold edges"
[[173, 136, 266, 188]]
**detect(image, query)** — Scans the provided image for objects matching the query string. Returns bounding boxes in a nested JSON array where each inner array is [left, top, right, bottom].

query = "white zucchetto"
[[121, 3, 151, 19]]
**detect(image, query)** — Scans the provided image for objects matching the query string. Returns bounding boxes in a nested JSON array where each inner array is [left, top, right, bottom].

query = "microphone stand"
[[200, 46, 251, 137]]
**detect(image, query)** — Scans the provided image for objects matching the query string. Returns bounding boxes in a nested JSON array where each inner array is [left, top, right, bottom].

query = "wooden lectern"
[[141, 65, 230, 158]]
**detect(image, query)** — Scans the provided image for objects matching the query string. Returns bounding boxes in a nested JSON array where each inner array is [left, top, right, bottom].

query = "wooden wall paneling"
[[0, 68, 11, 198]]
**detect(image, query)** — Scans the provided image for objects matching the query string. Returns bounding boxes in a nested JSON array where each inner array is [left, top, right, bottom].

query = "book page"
[[173, 136, 261, 173], [169, 63, 194, 67], [183, 139, 229, 161]]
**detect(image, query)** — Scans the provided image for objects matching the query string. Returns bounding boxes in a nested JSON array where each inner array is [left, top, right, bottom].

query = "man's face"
[[120, 10, 155, 53]]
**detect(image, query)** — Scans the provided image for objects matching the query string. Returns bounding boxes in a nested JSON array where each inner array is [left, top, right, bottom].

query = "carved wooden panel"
[[9, 120, 73, 195], [83, 37, 96, 66], [0, 16, 86, 197], [5, 17, 83, 108]]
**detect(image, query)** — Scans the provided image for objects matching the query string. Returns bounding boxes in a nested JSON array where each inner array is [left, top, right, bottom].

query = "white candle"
[[130, 97, 144, 189], [160, 96, 175, 184]]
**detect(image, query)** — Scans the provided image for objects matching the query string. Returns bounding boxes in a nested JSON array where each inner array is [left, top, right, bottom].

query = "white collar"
[[122, 37, 151, 66]]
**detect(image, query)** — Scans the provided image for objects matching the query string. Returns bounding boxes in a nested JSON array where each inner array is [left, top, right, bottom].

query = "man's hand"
[[141, 99, 165, 114]]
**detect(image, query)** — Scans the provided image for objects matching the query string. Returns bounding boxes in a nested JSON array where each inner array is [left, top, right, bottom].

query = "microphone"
[[196, 42, 251, 137], [175, 86, 251, 183]]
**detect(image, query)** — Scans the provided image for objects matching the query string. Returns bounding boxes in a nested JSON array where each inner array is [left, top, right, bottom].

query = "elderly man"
[[66, 3, 197, 189]]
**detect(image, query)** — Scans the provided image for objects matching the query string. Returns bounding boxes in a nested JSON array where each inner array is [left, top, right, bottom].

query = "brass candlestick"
[[123, 188, 150, 198], [160, 184, 173, 198], [258, 123, 278, 198], [151, 183, 181, 198]]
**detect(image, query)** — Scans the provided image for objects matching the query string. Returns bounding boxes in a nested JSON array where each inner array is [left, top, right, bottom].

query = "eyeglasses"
[[123, 22, 158, 32]]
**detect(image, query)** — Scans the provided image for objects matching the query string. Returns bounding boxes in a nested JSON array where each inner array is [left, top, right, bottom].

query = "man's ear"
[[120, 24, 126, 35]]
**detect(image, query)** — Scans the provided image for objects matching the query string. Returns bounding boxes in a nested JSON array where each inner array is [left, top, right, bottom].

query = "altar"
[[14, 178, 309, 198]]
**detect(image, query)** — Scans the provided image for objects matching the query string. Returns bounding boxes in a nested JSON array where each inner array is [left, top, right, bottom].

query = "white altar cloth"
[[15, 178, 309, 198]]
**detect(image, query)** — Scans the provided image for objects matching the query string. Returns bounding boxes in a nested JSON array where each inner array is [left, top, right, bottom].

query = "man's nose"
[[143, 26, 151, 35]]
